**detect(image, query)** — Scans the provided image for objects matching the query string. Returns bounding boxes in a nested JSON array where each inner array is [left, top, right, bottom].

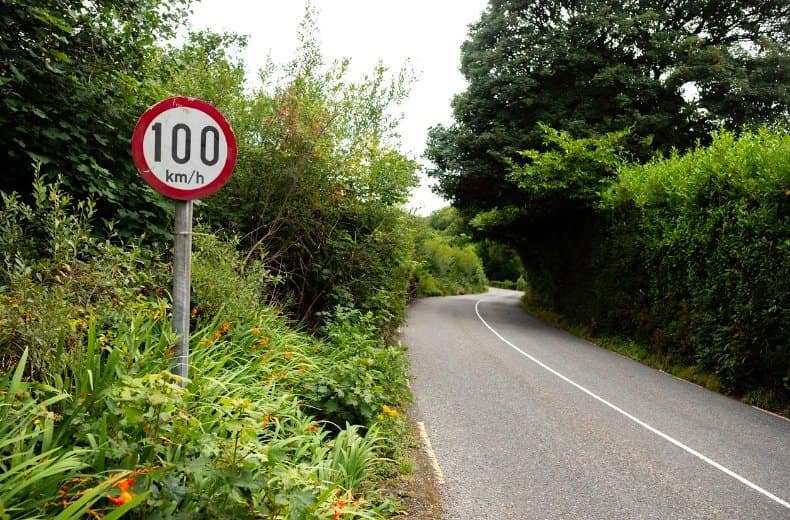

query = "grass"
[[519, 295, 727, 395], [521, 293, 790, 417]]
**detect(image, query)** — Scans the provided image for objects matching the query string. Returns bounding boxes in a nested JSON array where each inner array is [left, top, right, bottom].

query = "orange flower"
[[251, 327, 261, 336], [284, 352, 293, 361], [116, 478, 135, 492], [107, 477, 136, 506], [107, 490, 134, 506], [333, 500, 346, 520], [306, 422, 319, 432], [220, 322, 231, 332], [259, 336, 271, 347], [213, 331, 222, 340]]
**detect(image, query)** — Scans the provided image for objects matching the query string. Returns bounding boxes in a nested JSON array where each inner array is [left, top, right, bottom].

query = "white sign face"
[[132, 97, 237, 200], [142, 107, 229, 190]]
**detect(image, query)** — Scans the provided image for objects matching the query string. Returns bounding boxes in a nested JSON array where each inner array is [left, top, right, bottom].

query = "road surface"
[[404, 288, 790, 519]]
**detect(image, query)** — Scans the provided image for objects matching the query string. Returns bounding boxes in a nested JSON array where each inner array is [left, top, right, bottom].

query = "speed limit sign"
[[131, 97, 237, 200]]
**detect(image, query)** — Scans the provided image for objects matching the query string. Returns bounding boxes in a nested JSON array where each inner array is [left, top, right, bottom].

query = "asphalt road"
[[404, 288, 790, 519]]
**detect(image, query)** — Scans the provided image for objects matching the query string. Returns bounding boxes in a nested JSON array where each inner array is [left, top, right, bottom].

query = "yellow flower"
[[381, 405, 398, 418]]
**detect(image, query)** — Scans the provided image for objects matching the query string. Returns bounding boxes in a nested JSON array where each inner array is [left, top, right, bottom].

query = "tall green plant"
[[601, 129, 789, 406], [163, 15, 418, 330]]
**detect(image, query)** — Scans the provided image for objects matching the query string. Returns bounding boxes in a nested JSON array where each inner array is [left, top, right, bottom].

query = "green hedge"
[[600, 129, 789, 405], [413, 237, 488, 297]]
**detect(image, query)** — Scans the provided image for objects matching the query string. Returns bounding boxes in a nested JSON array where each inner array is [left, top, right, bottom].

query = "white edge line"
[[474, 297, 790, 511], [417, 421, 446, 485], [752, 406, 790, 423]]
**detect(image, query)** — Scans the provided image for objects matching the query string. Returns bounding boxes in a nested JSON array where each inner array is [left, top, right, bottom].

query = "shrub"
[[413, 236, 488, 297], [600, 128, 789, 405]]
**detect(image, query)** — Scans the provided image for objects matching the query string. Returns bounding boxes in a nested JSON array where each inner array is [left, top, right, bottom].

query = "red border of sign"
[[131, 97, 237, 200]]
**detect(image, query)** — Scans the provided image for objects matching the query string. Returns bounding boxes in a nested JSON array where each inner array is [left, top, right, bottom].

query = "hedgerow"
[[600, 129, 789, 408]]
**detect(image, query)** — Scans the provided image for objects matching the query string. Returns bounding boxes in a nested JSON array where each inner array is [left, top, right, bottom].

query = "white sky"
[[188, 0, 489, 215]]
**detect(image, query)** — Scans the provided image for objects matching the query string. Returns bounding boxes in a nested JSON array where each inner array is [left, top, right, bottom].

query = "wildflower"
[[284, 352, 293, 361], [333, 499, 346, 520], [382, 405, 398, 418], [259, 336, 271, 348], [116, 478, 135, 492], [306, 422, 319, 433], [107, 490, 134, 506], [251, 327, 261, 336], [213, 330, 222, 340], [299, 364, 308, 373], [107, 477, 136, 506], [261, 415, 271, 427], [220, 322, 231, 332]]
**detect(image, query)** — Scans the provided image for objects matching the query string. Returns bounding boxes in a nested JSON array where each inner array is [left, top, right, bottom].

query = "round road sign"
[[131, 97, 237, 200]]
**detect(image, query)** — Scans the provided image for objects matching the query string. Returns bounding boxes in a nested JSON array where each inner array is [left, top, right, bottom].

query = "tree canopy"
[[0, 0, 191, 237], [426, 0, 789, 231]]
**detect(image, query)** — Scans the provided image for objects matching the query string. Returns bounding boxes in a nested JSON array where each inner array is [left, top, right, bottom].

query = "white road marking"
[[474, 297, 790, 511], [752, 406, 790, 423], [417, 420, 446, 485]]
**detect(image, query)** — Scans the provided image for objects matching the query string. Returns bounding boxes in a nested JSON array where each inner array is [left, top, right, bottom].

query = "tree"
[[426, 0, 789, 228], [425, 0, 789, 311], [0, 0, 191, 238], [164, 12, 419, 331]]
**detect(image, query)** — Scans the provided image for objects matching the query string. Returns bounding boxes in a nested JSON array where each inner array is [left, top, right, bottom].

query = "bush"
[[599, 128, 789, 406], [0, 178, 412, 518], [0, 175, 168, 376], [413, 235, 488, 297], [299, 307, 411, 427]]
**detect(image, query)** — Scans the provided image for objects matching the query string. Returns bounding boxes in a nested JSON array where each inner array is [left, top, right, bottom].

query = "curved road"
[[404, 288, 790, 519]]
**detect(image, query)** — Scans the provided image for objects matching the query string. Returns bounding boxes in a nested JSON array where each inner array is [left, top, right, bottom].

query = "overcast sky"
[[189, 0, 489, 215]]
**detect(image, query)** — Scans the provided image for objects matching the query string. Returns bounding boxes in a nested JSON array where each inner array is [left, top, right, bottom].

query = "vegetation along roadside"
[[0, 0, 492, 517]]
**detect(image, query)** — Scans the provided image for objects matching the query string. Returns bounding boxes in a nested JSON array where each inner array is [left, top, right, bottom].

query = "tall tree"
[[0, 0, 191, 238], [427, 0, 789, 232]]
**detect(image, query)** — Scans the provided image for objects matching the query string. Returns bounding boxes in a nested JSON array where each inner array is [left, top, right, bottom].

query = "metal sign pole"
[[173, 199, 193, 384], [132, 97, 236, 386]]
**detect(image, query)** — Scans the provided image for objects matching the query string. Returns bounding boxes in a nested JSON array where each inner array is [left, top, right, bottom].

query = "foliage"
[[0, 177, 412, 518], [597, 129, 789, 405], [0, 0, 192, 239], [475, 240, 524, 286], [0, 174, 168, 375], [408, 210, 488, 297], [301, 307, 411, 427], [414, 238, 487, 297], [426, 0, 789, 269], [469, 128, 626, 310], [161, 15, 419, 332]]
